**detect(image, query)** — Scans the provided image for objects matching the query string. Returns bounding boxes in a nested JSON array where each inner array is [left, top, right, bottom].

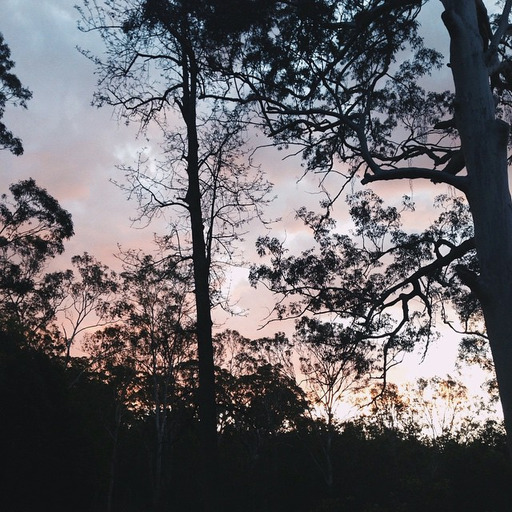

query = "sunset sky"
[[1, 0, 490, 392]]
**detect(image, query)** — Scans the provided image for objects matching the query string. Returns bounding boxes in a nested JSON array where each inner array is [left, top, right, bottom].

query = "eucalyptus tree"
[[294, 317, 372, 489], [82, 324, 138, 512], [212, 329, 308, 476], [85, 249, 195, 510], [0, 32, 31, 155], [78, 1, 272, 506], [234, 0, 512, 450], [251, 192, 469, 388], [357, 376, 477, 444], [0, 179, 74, 349], [296, 318, 372, 429], [59, 252, 119, 365]]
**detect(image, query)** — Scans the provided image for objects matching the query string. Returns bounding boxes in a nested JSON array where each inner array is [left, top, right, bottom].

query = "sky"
[[0, 0, 493, 394]]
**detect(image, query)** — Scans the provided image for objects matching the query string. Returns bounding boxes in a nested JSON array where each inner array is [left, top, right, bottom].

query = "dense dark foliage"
[[1, 328, 510, 512], [0, 332, 106, 512], [0, 179, 508, 512], [0, 33, 31, 155]]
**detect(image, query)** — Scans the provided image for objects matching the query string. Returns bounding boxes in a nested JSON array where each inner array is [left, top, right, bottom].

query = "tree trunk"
[[153, 387, 164, 510], [106, 401, 123, 512], [182, 54, 219, 511], [442, 0, 512, 454], [324, 414, 334, 491], [188, 142, 219, 512]]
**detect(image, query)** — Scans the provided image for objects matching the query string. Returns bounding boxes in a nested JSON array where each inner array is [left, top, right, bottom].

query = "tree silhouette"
[[78, 4, 273, 507], [0, 32, 31, 155], [83, 249, 195, 510], [58, 253, 119, 365], [234, 0, 512, 451], [0, 179, 73, 349]]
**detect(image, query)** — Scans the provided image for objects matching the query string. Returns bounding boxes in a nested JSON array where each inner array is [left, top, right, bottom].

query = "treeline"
[[0, 180, 510, 511], [1, 328, 511, 512]]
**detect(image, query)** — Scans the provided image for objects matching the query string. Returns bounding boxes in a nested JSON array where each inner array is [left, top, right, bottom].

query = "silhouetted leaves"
[[0, 179, 73, 348], [0, 33, 31, 155]]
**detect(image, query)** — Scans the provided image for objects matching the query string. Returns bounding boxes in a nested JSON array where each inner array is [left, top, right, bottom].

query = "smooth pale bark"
[[441, 0, 512, 453]]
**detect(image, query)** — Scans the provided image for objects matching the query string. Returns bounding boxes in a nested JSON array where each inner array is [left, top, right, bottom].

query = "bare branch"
[[362, 166, 469, 192]]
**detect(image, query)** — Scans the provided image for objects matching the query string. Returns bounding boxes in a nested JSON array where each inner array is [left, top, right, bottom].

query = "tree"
[[78, 4, 273, 506], [356, 382, 419, 439], [0, 179, 74, 349], [296, 319, 371, 428], [295, 317, 371, 490], [356, 374, 495, 447], [212, 329, 310, 510], [250, 191, 470, 382], [59, 252, 119, 365], [234, 0, 512, 451], [411, 376, 470, 442], [0, 32, 31, 155], [213, 330, 307, 440], [83, 325, 139, 512], [84, 250, 195, 511]]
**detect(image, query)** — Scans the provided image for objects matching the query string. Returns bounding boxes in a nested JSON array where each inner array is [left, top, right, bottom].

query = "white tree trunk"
[[442, 0, 512, 452]]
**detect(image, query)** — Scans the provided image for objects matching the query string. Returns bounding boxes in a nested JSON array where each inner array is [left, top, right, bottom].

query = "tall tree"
[[85, 250, 195, 511], [78, 1, 272, 507], [0, 32, 31, 155], [295, 317, 371, 490], [118, 250, 195, 510], [235, 0, 512, 451]]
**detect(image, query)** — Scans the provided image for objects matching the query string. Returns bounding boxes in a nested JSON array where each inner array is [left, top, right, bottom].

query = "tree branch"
[[488, 0, 512, 57], [379, 237, 475, 311], [361, 166, 468, 192]]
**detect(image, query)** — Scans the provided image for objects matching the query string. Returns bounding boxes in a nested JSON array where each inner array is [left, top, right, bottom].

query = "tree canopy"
[[0, 33, 31, 155], [0, 179, 73, 346], [223, 0, 512, 454], [5, 0, 512, 509]]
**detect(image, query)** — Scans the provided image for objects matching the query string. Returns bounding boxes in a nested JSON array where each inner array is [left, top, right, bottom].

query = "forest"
[[0, 179, 510, 512], [3, 0, 512, 511]]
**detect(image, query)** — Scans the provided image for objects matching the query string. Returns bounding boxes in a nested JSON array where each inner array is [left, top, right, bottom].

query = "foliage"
[[77, 4, 277, 507], [296, 316, 371, 421], [233, 0, 512, 448], [0, 226, 508, 511], [231, 0, 449, 180], [458, 334, 499, 402], [5, 1, 512, 510], [0, 32, 32, 155], [4, 324, 510, 512], [355, 375, 490, 444], [0, 179, 74, 349], [251, 190, 480, 383], [0, 332, 111, 512], [57, 252, 119, 362], [78, 0, 274, 291], [214, 330, 308, 438]]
